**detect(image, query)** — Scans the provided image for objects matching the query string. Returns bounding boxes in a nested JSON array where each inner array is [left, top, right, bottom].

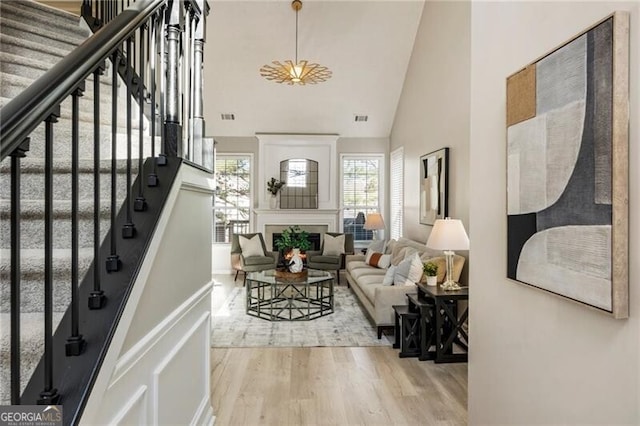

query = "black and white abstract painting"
[[506, 13, 629, 318]]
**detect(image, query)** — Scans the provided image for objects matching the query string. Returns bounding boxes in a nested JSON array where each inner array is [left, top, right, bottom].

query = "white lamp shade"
[[363, 213, 385, 230], [426, 218, 469, 251]]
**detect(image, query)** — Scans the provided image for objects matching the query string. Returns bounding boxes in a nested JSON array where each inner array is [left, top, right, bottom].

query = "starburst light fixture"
[[259, 0, 332, 85]]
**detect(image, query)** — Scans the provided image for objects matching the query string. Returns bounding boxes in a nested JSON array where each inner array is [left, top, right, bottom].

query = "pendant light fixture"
[[260, 0, 332, 85]]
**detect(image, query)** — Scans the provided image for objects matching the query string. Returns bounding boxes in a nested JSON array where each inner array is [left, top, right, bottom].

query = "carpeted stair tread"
[[0, 311, 65, 405], [0, 53, 113, 88], [0, 1, 88, 38], [0, 158, 139, 174], [1, 0, 83, 26], [0, 199, 112, 219], [0, 14, 86, 51], [0, 33, 72, 66], [0, 71, 126, 107]]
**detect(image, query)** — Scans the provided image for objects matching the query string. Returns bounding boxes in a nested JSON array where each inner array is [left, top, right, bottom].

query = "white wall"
[[468, 2, 639, 424], [81, 165, 215, 425], [390, 0, 471, 244]]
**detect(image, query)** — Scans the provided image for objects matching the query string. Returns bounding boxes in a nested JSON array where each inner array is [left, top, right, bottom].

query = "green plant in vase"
[[274, 225, 311, 251], [423, 261, 438, 286]]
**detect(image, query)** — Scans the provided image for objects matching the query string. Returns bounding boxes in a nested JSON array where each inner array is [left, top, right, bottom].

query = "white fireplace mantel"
[[254, 209, 340, 235]]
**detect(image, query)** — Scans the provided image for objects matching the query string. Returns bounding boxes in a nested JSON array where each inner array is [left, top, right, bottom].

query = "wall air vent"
[[221, 113, 235, 121], [354, 115, 368, 122]]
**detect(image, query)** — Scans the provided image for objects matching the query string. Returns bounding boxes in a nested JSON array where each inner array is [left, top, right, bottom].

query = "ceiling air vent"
[[354, 115, 368, 122], [221, 113, 235, 121]]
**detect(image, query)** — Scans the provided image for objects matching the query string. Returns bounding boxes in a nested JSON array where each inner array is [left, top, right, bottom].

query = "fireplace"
[[264, 224, 329, 253]]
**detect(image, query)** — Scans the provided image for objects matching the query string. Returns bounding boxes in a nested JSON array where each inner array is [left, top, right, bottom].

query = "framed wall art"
[[420, 147, 449, 225], [506, 12, 629, 318]]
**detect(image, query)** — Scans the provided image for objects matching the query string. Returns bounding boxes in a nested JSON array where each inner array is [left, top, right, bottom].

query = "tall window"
[[341, 155, 384, 242], [213, 155, 251, 243], [390, 148, 404, 240]]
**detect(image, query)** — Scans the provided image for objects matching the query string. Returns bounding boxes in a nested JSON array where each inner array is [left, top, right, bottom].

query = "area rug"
[[211, 286, 393, 347]]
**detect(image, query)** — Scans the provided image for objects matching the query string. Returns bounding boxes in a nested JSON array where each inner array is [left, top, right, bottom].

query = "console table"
[[417, 283, 469, 363]]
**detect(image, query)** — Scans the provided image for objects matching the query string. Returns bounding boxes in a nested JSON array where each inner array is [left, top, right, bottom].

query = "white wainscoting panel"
[[86, 284, 213, 426], [111, 386, 148, 425]]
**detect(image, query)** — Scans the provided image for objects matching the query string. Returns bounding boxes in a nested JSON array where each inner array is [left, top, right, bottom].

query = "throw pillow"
[[323, 234, 346, 256], [365, 251, 391, 269], [393, 253, 423, 286], [390, 246, 407, 266], [366, 239, 385, 254], [382, 265, 396, 286], [239, 234, 265, 258], [385, 239, 398, 255]]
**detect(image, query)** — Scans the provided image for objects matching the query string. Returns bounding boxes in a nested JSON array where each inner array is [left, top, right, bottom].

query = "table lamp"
[[426, 218, 469, 290], [363, 213, 385, 240]]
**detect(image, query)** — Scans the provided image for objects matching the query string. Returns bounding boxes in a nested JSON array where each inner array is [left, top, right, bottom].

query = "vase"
[[288, 248, 304, 273], [426, 276, 437, 286], [269, 195, 278, 209]]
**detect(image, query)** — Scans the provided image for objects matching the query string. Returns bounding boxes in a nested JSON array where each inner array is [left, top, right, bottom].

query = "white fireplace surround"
[[254, 209, 340, 239]]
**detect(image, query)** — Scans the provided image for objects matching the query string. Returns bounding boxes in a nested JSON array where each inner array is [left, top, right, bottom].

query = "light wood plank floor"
[[210, 346, 467, 425]]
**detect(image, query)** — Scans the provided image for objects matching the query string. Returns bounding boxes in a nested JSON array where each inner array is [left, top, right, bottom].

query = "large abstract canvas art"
[[506, 12, 629, 318]]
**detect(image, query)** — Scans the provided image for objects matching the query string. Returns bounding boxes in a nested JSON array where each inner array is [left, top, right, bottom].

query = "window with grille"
[[213, 155, 251, 243], [390, 148, 404, 240], [341, 155, 384, 242]]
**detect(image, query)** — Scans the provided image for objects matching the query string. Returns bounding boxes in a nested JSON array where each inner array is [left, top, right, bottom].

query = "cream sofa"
[[345, 238, 465, 338]]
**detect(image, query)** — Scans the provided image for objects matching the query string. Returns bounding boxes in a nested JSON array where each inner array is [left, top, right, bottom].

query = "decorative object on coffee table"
[[426, 218, 469, 291], [506, 12, 629, 318]]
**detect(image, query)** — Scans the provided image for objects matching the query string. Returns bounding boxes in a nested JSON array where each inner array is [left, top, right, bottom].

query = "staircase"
[[0, 0, 149, 407]]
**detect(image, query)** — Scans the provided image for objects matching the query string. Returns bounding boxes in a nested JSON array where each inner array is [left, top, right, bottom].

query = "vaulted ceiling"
[[203, 0, 425, 138]]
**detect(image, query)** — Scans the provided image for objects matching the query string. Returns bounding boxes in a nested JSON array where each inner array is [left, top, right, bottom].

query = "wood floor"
[[209, 273, 467, 425], [210, 346, 467, 425]]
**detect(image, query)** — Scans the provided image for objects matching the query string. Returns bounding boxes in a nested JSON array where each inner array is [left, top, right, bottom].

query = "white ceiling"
[[203, 0, 425, 138]]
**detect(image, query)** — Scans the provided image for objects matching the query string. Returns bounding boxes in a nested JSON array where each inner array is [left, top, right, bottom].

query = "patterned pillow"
[[365, 251, 391, 269], [382, 265, 396, 286], [323, 234, 346, 256], [393, 253, 423, 286], [239, 234, 265, 257]]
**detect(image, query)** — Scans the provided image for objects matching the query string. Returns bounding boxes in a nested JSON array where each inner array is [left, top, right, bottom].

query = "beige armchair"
[[306, 233, 355, 284], [230, 233, 278, 283]]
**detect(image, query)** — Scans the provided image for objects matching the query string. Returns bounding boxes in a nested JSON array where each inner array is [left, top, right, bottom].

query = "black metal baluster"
[[106, 51, 121, 272], [122, 37, 136, 239], [90, 64, 106, 309], [10, 138, 30, 405], [38, 107, 61, 405], [148, 14, 159, 185], [134, 24, 147, 211], [66, 83, 87, 356], [157, 9, 167, 166]]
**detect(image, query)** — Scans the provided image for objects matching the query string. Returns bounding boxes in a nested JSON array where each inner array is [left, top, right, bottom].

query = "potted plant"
[[274, 225, 311, 252], [274, 225, 311, 270], [423, 261, 438, 286], [267, 177, 285, 209]]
